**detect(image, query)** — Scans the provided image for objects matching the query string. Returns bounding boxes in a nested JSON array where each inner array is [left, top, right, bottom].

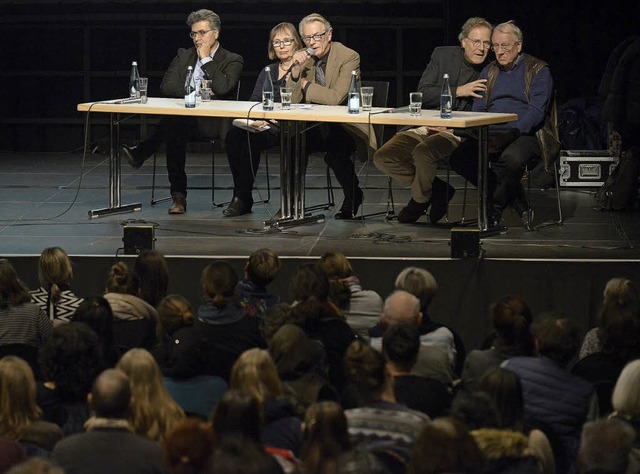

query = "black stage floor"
[[1, 150, 639, 349]]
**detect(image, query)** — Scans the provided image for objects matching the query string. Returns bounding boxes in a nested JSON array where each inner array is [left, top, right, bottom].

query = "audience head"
[[245, 248, 280, 288], [477, 367, 525, 431], [450, 390, 499, 430], [105, 261, 140, 296], [300, 401, 351, 473], [579, 418, 635, 474], [317, 252, 354, 311], [611, 359, 640, 420], [72, 295, 118, 366], [0, 259, 31, 310], [89, 368, 132, 419], [490, 295, 534, 353], [382, 322, 420, 373], [134, 250, 169, 308], [230, 348, 283, 410], [597, 278, 640, 361], [210, 435, 276, 474], [0, 435, 26, 473], [37, 247, 74, 303], [394, 266, 438, 311], [163, 418, 215, 474], [258, 302, 293, 343], [408, 417, 484, 474], [201, 261, 238, 307], [268, 22, 303, 61], [289, 263, 330, 303], [382, 290, 422, 327], [211, 389, 262, 444], [38, 323, 104, 401], [0, 356, 41, 439], [532, 314, 581, 367], [6, 457, 65, 474], [344, 340, 388, 403], [157, 294, 194, 336], [269, 323, 321, 381]]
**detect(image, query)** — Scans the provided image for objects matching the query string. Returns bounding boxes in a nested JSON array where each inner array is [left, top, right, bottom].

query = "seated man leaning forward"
[[373, 17, 492, 224], [120, 9, 243, 215], [448, 20, 555, 229], [286, 13, 377, 219]]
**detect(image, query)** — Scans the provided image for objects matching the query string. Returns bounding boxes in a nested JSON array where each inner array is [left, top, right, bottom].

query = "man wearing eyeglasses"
[[120, 9, 243, 214], [286, 13, 377, 219], [448, 21, 556, 229], [374, 17, 493, 225]]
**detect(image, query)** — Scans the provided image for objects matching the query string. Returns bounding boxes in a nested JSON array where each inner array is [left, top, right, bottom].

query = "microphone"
[[110, 97, 143, 104], [283, 48, 314, 76]]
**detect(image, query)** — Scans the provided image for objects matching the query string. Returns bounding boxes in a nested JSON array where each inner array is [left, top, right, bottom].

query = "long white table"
[[77, 98, 516, 230]]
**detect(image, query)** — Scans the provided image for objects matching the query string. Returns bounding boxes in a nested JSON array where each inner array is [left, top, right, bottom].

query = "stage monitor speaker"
[[123, 225, 155, 255], [450, 228, 480, 258]]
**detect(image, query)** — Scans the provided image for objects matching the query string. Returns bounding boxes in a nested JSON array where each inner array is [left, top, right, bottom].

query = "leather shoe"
[[512, 195, 533, 230], [168, 193, 186, 214], [120, 144, 146, 169], [223, 196, 253, 217], [335, 188, 363, 220], [428, 179, 456, 224], [398, 199, 429, 224]]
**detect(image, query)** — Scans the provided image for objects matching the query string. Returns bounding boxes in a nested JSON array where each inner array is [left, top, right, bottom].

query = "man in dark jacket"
[[121, 9, 243, 214], [373, 17, 492, 224]]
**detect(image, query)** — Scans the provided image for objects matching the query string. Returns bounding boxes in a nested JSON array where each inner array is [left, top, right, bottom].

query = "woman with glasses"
[[223, 22, 304, 217]]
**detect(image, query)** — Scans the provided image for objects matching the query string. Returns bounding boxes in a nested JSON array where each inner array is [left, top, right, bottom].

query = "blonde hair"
[[394, 266, 439, 308], [0, 356, 41, 440], [116, 349, 185, 442], [230, 348, 283, 410], [37, 247, 73, 305], [268, 23, 304, 61], [246, 248, 281, 287], [299, 13, 332, 36], [611, 359, 640, 419], [157, 294, 193, 336]]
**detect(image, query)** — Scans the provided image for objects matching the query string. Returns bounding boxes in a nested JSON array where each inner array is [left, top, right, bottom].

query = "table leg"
[[476, 125, 506, 236]]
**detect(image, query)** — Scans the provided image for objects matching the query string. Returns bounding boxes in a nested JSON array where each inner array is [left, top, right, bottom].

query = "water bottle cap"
[[443, 73, 449, 78], [132, 61, 138, 66]]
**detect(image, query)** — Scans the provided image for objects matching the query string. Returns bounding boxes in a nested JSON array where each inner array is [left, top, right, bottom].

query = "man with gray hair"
[[121, 9, 243, 215], [578, 418, 638, 474], [448, 21, 556, 229]]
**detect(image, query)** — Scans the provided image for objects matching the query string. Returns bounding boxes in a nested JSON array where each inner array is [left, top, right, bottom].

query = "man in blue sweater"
[[447, 21, 554, 229]]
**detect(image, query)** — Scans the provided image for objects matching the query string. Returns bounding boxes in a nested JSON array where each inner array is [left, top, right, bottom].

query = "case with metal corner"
[[559, 150, 618, 187]]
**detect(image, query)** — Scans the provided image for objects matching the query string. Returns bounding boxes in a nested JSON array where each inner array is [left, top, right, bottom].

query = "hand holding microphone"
[[284, 48, 314, 77]]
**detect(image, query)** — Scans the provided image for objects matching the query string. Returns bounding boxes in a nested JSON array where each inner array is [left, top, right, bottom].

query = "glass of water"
[[280, 87, 292, 110], [360, 86, 374, 111], [409, 92, 423, 116], [138, 77, 148, 104]]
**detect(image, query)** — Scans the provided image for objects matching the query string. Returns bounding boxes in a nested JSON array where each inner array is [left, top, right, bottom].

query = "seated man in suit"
[[286, 13, 377, 219], [121, 9, 243, 215]]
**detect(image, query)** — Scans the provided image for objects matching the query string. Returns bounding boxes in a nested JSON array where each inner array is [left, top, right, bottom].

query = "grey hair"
[[186, 9, 221, 31], [493, 20, 523, 43], [394, 266, 439, 308], [299, 13, 332, 36], [383, 290, 421, 325], [580, 418, 635, 472], [458, 17, 493, 43], [612, 359, 640, 417]]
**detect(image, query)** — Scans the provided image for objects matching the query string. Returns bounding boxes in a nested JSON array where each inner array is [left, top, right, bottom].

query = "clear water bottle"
[[347, 70, 360, 114], [129, 61, 140, 98], [262, 66, 274, 111], [184, 66, 196, 108], [440, 73, 452, 119]]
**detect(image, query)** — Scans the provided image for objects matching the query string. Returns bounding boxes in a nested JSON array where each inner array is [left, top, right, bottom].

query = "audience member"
[[407, 417, 484, 474], [0, 356, 63, 454], [610, 359, 640, 447], [259, 302, 294, 344], [120, 9, 243, 215], [461, 295, 535, 391], [393, 267, 463, 374], [343, 341, 430, 469], [289, 263, 356, 392], [30, 247, 83, 326], [103, 261, 158, 352], [578, 418, 638, 474], [0, 435, 26, 473], [53, 369, 165, 474], [237, 248, 282, 316], [211, 435, 284, 474], [116, 348, 185, 442], [134, 250, 170, 308], [162, 418, 215, 474], [5, 457, 64, 474], [230, 348, 302, 455], [71, 295, 120, 367], [300, 401, 387, 474], [37, 323, 104, 435], [369, 290, 454, 385], [503, 315, 595, 474], [382, 323, 451, 419], [317, 252, 383, 339]]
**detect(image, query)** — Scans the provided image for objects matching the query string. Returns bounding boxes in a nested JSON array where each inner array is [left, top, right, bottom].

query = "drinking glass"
[[280, 87, 292, 110], [138, 77, 148, 104], [409, 92, 423, 116], [360, 86, 374, 111], [200, 79, 212, 101]]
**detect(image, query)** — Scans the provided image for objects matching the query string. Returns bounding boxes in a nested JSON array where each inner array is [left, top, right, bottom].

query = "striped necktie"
[[315, 60, 326, 86]]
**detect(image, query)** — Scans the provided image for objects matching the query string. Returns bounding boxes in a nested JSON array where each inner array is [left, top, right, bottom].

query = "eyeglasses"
[[491, 41, 520, 52], [302, 30, 328, 43], [189, 29, 214, 39], [466, 38, 491, 49], [272, 39, 294, 48]]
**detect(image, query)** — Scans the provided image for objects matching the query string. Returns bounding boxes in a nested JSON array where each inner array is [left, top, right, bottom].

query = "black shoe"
[[488, 204, 503, 229], [335, 187, 363, 220], [223, 196, 253, 217], [429, 179, 456, 224], [120, 144, 146, 169], [512, 195, 533, 230], [398, 199, 429, 224]]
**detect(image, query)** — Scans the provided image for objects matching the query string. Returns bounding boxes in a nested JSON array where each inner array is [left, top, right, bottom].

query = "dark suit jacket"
[[416, 45, 484, 111]]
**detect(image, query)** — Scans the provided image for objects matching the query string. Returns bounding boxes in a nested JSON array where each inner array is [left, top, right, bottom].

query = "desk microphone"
[[110, 98, 143, 104], [283, 48, 314, 76]]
